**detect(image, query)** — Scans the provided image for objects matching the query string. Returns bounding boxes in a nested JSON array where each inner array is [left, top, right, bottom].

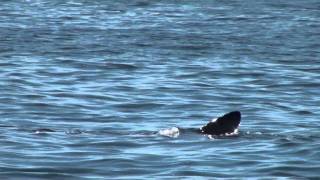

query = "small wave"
[[65, 129, 83, 135], [32, 128, 56, 135], [294, 110, 313, 115], [104, 62, 139, 70]]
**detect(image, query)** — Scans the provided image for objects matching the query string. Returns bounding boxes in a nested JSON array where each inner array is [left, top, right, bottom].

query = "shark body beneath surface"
[[30, 111, 242, 138]]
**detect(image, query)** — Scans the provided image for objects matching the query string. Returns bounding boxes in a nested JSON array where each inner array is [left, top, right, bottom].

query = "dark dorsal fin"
[[201, 111, 241, 135]]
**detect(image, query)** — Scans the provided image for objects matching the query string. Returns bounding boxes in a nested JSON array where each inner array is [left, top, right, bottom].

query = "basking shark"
[[159, 111, 241, 138], [30, 111, 241, 138]]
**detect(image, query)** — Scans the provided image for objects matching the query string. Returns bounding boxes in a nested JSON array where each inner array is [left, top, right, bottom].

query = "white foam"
[[158, 127, 180, 138], [225, 128, 239, 136], [207, 128, 239, 139]]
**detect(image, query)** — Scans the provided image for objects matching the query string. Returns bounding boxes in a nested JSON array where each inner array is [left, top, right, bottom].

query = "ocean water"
[[1, 0, 320, 179]]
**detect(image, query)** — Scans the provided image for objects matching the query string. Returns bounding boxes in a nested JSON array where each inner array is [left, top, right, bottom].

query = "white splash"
[[225, 128, 239, 136], [207, 128, 239, 139], [211, 118, 218, 122], [158, 127, 180, 138]]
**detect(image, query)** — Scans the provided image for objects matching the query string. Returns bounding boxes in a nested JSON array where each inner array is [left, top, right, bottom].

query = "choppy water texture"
[[1, 0, 320, 179]]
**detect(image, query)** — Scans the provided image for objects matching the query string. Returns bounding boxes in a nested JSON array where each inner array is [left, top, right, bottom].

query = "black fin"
[[200, 111, 241, 135]]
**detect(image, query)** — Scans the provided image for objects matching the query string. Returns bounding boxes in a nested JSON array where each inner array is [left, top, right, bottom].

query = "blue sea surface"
[[0, 0, 320, 179]]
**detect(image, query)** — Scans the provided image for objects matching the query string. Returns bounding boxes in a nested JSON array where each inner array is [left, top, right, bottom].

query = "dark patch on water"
[[104, 62, 140, 70]]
